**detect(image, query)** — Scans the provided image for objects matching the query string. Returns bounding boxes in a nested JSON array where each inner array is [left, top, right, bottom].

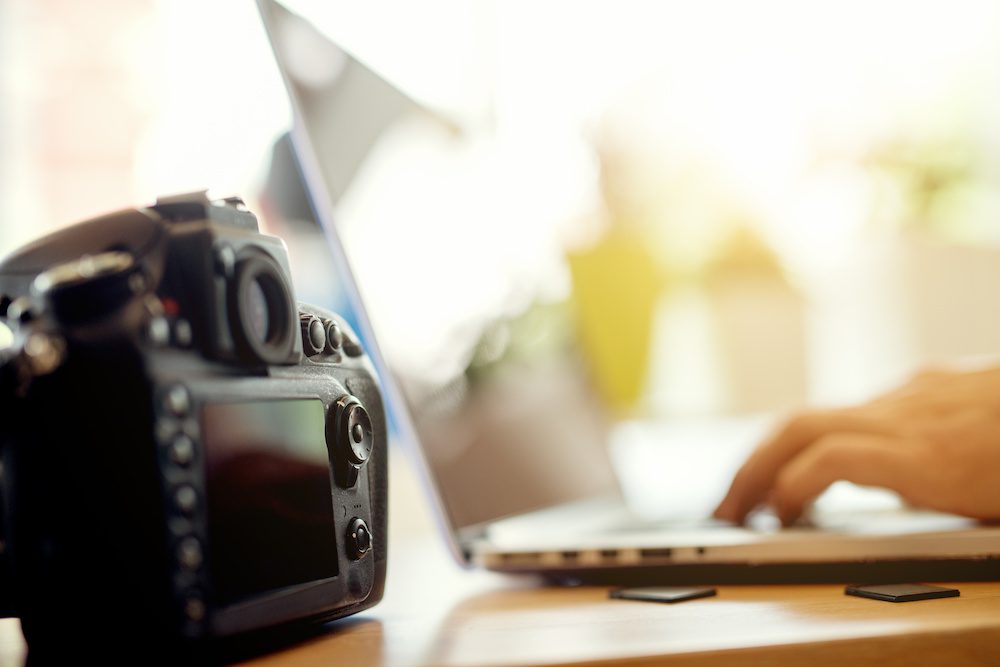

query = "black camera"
[[0, 192, 386, 652]]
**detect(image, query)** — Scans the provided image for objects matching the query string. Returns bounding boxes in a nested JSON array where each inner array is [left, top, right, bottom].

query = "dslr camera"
[[0, 192, 386, 650]]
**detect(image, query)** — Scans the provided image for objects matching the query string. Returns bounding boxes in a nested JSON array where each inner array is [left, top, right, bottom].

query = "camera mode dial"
[[33, 251, 144, 325]]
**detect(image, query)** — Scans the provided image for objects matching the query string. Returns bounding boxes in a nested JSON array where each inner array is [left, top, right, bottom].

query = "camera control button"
[[147, 316, 170, 346], [347, 517, 372, 560], [174, 486, 198, 515], [173, 319, 193, 347], [183, 596, 206, 623], [177, 537, 203, 570], [169, 434, 195, 467], [300, 314, 326, 356], [323, 319, 343, 354], [164, 385, 191, 417], [156, 418, 179, 443], [351, 424, 367, 454]]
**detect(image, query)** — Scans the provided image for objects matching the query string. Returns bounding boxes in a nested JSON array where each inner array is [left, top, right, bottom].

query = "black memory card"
[[845, 583, 960, 602], [610, 586, 717, 604]]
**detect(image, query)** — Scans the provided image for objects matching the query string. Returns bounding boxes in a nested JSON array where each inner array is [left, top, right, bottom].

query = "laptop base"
[[532, 558, 1000, 586]]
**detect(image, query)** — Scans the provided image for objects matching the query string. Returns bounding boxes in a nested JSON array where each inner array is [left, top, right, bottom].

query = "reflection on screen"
[[262, 0, 619, 532], [202, 399, 337, 605]]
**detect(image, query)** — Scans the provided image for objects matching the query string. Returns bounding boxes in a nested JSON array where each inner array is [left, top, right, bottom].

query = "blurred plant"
[[465, 301, 576, 385], [862, 130, 1000, 243]]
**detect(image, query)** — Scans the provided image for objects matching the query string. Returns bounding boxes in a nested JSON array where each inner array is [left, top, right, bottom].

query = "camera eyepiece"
[[228, 252, 295, 364]]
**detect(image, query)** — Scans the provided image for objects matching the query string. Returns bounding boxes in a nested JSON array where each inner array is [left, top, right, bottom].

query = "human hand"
[[713, 367, 1000, 526]]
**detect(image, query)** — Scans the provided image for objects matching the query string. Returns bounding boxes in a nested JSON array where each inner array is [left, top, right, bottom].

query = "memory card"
[[845, 583, 960, 602], [610, 586, 717, 603]]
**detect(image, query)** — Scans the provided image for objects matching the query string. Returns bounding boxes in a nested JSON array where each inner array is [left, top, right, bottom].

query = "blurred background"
[[5, 0, 1000, 525]]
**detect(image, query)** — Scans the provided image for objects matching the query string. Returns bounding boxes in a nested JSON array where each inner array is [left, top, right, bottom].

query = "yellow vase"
[[567, 226, 665, 416]]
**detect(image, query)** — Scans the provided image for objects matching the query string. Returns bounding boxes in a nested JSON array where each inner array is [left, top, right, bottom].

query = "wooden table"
[[3, 565, 999, 666], [228, 543, 1000, 667]]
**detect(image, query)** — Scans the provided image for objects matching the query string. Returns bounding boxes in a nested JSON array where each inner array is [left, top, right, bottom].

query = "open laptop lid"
[[256, 0, 621, 563], [254, 3, 1000, 587]]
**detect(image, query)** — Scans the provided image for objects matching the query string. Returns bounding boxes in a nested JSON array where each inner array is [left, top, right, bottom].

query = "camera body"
[[0, 193, 386, 649]]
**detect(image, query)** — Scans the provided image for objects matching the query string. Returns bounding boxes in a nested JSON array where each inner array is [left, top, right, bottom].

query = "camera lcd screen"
[[201, 399, 338, 605]]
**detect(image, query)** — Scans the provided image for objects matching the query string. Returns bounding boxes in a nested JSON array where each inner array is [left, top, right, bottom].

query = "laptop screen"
[[257, 0, 621, 534]]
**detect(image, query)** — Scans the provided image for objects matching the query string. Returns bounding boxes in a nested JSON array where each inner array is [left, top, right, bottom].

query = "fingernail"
[[776, 503, 797, 528], [716, 506, 744, 525]]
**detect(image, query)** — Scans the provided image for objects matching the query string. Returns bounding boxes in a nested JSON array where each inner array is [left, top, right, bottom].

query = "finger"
[[712, 414, 829, 523], [879, 368, 949, 400], [769, 432, 923, 526], [713, 411, 888, 523]]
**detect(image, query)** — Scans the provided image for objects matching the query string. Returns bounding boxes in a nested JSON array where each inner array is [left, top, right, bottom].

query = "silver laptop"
[[257, 0, 1000, 583]]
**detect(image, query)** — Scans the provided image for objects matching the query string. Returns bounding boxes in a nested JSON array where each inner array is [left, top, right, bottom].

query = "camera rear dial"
[[228, 252, 295, 364], [329, 395, 374, 488]]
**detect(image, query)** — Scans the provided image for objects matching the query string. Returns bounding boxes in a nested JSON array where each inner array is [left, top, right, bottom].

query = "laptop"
[[256, 0, 1000, 584]]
